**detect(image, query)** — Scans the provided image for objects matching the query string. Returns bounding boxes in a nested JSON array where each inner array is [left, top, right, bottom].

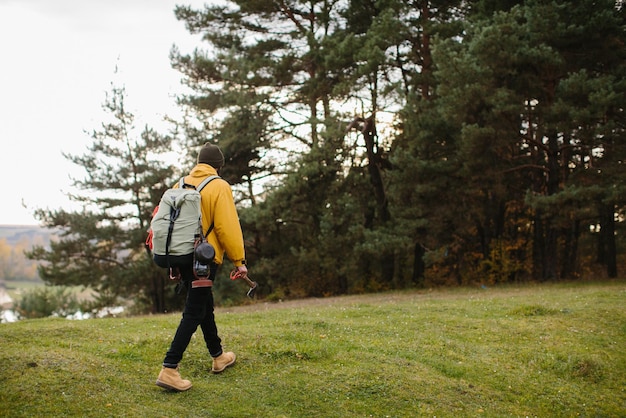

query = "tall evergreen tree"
[[172, 1, 368, 294], [27, 84, 179, 312]]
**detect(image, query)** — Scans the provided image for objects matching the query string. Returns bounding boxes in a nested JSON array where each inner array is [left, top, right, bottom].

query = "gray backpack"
[[150, 176, 219, 266]]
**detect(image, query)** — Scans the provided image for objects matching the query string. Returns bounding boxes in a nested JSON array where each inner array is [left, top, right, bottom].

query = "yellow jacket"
[[176, 164, 246, 267]]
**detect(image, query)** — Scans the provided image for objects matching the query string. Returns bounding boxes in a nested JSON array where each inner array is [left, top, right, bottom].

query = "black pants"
[[163, 262, 222, 367]]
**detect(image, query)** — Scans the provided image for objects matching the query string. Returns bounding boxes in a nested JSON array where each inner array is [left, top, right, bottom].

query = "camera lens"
[[194, 260, 209, 277]]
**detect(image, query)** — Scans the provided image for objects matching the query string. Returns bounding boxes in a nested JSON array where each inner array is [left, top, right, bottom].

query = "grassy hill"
[[0, 280, 624, 417]]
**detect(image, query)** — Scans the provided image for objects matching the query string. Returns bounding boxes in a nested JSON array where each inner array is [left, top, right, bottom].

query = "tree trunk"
[[357, 116, 394, 282], [419, 1, 432, 99], [151, 273, 166, 313], [560, 220, 580, 278], [599, 203, 618, 278], [361, 116, 389, 223], [543, 132, 561, 280], [412, 243, 425, 287], [544, 225, 558, 280], [532, 211, 544, 280]]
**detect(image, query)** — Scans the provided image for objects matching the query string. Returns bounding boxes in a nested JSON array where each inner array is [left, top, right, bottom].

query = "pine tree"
[[26, 84, 180, 313]]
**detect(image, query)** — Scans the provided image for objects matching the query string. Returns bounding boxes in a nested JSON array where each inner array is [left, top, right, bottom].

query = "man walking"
[[156, 142, 248, 392]]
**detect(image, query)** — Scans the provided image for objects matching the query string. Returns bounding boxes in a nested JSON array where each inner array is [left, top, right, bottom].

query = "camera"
[[192, 241, 216, 287], [193, 259, 210, 278]]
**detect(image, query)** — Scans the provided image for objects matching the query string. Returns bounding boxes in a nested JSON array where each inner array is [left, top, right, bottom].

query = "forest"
[[26, 0, 625, 313]]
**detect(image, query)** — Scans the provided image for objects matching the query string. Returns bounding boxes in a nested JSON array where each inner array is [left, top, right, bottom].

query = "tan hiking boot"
[[212, 351, 236, 373], [156, 366, 192, 392]]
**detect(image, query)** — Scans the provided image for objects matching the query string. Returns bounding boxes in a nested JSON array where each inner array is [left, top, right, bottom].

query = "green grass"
[[1, 280, 624, 417]]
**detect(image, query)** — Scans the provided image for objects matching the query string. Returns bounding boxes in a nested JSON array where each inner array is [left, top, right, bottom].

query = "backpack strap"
[[196, 175, 220, 192], [178, 175, 220, 191], [164, 203, 179, 272], [194, 175, 221, 239], [204, 223, 215, 239], [179, 177, 193, 189]]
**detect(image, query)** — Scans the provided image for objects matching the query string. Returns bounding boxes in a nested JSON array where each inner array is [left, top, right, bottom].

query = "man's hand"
[[230, 265, 248, 280], [236, 264, 248, 277], [230, 265, 256, 298]]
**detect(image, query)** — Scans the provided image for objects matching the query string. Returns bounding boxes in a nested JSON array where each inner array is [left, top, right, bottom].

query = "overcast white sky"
[[0, 0, 208, 225]]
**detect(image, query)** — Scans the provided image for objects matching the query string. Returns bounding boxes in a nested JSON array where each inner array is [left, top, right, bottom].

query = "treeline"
[[28, 0, 625, 313]]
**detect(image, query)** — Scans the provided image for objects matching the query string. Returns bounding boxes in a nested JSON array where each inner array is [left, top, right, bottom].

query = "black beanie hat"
[[197, 143, 224, 168]]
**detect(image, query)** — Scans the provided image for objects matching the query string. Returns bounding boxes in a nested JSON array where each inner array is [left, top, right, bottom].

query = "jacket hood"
[[188, 164, 219, 179]]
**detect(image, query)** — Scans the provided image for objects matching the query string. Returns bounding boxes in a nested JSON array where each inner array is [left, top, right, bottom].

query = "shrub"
[[17, 286, 80, 319]]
